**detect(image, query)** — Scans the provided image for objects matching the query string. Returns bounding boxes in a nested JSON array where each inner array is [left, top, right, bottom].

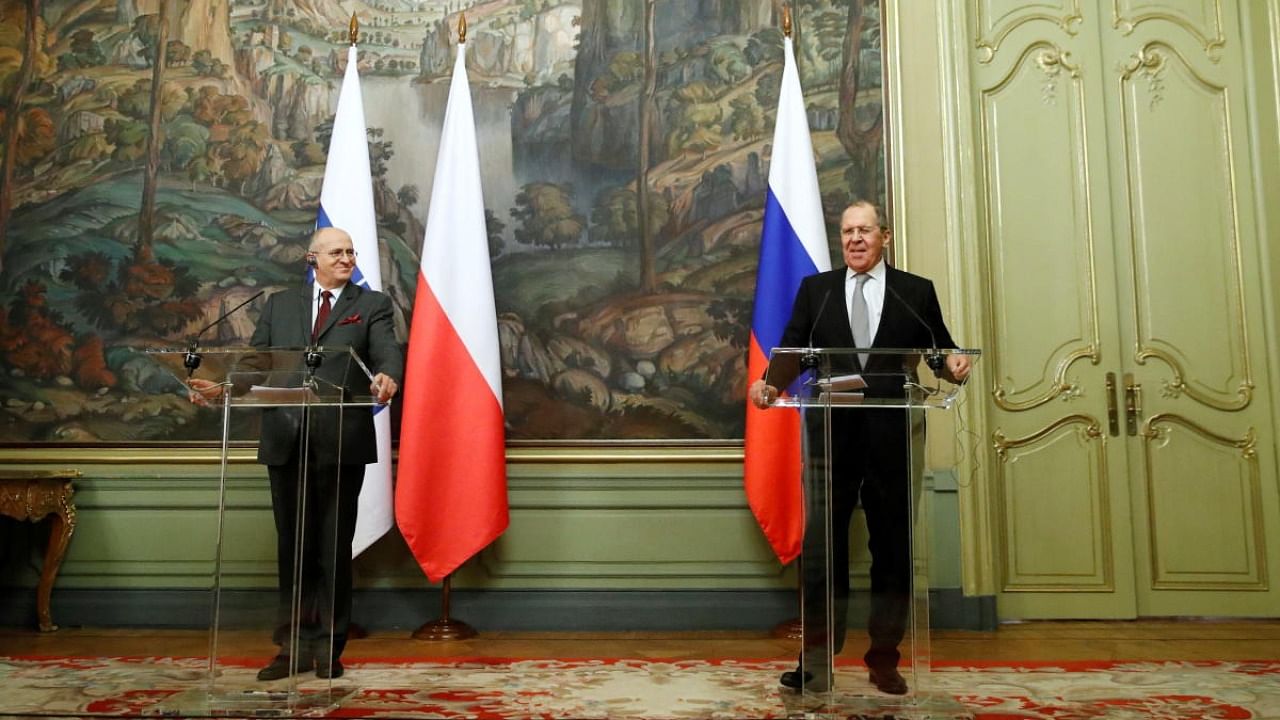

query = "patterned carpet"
[[1, 656, 1277, 719]]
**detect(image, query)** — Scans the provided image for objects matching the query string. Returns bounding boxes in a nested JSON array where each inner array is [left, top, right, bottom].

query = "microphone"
[[184, 290, 265, 376], [802, 288, 834, 370], [304, 289, 325, 378], [883, 282, 947, 374]]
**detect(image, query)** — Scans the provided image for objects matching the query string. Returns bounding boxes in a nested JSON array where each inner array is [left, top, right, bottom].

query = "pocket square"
[[338, 313, 362, 326]]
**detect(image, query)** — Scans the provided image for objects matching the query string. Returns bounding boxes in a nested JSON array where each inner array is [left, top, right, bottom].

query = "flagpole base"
[[771, 616, 802, 640], [412, 618, 477, 641]]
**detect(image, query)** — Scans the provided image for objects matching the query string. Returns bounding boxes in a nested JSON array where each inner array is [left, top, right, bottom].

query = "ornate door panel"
[[969, 2, 1139, 618], [962, 0, 1280, 618], [1103, 0, 1280, 615]]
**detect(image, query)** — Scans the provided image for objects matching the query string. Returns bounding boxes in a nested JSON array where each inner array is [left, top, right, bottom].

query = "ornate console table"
[[0, 469, 79, 631]]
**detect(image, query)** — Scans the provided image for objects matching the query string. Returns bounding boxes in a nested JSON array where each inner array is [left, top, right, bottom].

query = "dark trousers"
[[801, 408, 918, 671], [266, 452, 364, 662]]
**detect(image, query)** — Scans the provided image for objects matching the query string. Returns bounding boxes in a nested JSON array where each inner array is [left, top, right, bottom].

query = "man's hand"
[[187, 378, 224, 407], [749, 379, 779, 409], [946, 353, 972, 383], [371, 373, 398, 404]]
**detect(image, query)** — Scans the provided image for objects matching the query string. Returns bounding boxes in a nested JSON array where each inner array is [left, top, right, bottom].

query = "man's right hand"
[[187, 378, 224, 407], [749, 379, 779, 409]]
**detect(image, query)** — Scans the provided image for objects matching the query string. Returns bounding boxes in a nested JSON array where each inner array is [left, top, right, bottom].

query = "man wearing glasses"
[[749, 201, 970, 694], [190, 226, 401, 680]]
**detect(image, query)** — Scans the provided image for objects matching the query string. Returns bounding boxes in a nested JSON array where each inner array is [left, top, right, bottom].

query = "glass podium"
[[143, 346, 382, 717], [764, 346, 979, 719]]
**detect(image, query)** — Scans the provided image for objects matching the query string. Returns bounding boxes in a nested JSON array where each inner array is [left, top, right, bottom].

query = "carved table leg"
[[35, 486, 76, 632]]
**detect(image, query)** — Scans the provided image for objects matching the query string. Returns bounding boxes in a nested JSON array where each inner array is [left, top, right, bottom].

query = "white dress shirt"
[[312, 282, 345, 328]]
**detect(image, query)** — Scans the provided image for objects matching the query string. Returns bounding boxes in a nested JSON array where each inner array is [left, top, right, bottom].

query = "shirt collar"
[[846, 258, 887, 284]]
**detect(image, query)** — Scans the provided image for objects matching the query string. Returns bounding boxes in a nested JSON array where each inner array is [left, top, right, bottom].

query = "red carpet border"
[[0, 656, 1277, 718]]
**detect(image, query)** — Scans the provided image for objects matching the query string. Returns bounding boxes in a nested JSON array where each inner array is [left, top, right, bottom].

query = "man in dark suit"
[[749, 200, 971, 694], [191, 226, 401, 681]]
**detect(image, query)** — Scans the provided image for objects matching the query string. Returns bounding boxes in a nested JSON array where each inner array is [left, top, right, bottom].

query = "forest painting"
[[0, 0, 885, 443]]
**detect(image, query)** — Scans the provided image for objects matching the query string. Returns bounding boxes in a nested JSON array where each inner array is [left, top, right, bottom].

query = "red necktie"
[[312, 290, 332, 341]]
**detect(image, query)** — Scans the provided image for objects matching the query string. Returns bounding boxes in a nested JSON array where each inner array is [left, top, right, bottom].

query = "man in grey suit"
[[191, 226, 401, 681], [750, 201, 970, 694]]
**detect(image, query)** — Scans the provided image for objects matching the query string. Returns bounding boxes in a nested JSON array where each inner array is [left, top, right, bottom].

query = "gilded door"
[[965, 0, 1280, 618]]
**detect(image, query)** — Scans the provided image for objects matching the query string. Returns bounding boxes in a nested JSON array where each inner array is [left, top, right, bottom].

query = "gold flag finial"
[[458, 12, 467, 44], [782, 4, 792, 38], [348, 13, 359, 45]]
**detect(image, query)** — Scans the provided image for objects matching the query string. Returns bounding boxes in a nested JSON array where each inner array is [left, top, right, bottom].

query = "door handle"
[[1124, 373, 1141, 436], [1105, 372, 1120, 436]]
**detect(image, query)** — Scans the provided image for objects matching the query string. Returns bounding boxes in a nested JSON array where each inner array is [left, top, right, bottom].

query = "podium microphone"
[[883, 283, 947, 374], [802, 288, 834, 370], [184, 290, 265, 376]]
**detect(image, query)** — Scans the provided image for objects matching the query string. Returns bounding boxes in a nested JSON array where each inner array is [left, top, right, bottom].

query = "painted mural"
[[0, 0, 884, 443]]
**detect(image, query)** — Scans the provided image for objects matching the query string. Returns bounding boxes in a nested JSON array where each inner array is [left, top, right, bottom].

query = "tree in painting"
[[0, 0, 883, 442]]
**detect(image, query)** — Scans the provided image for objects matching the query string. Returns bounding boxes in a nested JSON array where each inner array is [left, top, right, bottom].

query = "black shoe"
[[779, 668, 829, 692], [868, 666, 908, 695], [315, 658, 344, 679], [256, 654, 312, 681]]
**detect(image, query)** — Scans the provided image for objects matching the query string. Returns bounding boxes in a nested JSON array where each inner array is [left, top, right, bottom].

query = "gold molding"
[[1140, 412, 1254, 454], [993, 414, 1114, 592], [981, 42, 1100, 412], [1141, 413, 1266, 590], [975, 1, 1084, 64], [993, 413, 1102, 460], [1118, 42, 1252, 413], [1137, 347, 1253, 410], [1113, 0, 1226, 61]]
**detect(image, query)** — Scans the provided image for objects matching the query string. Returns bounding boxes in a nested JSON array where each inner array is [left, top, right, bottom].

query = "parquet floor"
[[1, 620, 1276, 663]]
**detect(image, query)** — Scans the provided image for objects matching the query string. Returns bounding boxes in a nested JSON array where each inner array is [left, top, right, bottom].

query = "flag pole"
[[765, 0, 804, 643], [408, 15, 481, 643], [412, 573, 476, 640]]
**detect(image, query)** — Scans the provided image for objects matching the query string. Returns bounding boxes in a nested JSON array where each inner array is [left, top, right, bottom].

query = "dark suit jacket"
[[248, 282, 403, 467], [777, 265, 957, 395]]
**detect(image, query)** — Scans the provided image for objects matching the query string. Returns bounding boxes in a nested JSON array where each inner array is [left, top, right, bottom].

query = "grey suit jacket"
[[249, 282, 404, 467]]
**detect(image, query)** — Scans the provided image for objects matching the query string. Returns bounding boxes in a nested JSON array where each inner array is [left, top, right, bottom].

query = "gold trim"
[[1137, 347, 1253, 410], [975, 1, 1083, 63], [1141, 414, 1266, 590], [993, 413, 1102, 460], [1113, 0, 1226, 61], [1140, 413, 1254, 453], [980, 42, 1100, 411], [1118, 42, 1252, 412], [993, 415, 1114, 592]]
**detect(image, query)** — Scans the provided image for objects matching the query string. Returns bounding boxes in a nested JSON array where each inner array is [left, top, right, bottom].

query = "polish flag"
[[395, 41, 508, 583], [743, 35, 831, 564]]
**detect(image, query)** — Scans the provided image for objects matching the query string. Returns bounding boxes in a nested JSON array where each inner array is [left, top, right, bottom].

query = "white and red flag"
[[395, 41, 508, 582]]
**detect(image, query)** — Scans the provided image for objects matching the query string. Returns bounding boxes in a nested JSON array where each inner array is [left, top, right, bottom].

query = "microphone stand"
[[884, 283, 948, 375], [183, 290, 265, 378], [802, 289, 834, 371]]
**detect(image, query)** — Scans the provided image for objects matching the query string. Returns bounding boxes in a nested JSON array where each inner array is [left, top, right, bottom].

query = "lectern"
[[766, 346, 979, 719], [144, 346, 381, 716]]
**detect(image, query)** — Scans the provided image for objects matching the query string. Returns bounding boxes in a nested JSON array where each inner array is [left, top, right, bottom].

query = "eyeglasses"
[[319, 249, 358, 259], [845, 225, 881, 238]]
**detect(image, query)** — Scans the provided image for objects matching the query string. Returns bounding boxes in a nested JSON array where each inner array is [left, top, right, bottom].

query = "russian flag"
[[395, 41, 509, 583], [315, 44, 393, 558], [744, 35, 831, 564]]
